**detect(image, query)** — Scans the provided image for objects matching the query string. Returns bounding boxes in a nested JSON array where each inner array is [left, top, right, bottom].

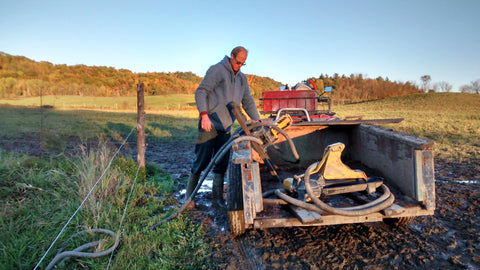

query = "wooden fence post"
[[137, 83, 145, 168]]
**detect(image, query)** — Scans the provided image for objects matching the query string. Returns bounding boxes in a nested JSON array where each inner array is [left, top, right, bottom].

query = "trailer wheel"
[[227, 162, 246, 237], [384, 217, 414, 227]]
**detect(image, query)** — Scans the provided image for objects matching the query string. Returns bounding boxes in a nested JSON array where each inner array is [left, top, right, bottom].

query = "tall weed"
[[75, 140, 129, 228]]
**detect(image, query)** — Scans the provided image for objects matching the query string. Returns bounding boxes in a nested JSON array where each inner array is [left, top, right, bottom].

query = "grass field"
[[0, 92, 479, 269], [0, 94, 197, 111], [1, 92, 478, 162], [0, 148, 210, 269], [334, 93, 480, 163]]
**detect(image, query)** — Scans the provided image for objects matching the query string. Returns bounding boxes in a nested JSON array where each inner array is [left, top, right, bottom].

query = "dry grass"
[[75, 140, 129, 228], [334, 93, 480, 163]]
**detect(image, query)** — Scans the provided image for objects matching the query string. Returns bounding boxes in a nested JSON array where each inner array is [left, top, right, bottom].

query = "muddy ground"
[[147, 142, 480, 270], [2, 138, 479, 269]]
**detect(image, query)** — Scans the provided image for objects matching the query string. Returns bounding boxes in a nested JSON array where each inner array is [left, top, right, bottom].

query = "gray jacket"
[[195, 56, 260, 131]]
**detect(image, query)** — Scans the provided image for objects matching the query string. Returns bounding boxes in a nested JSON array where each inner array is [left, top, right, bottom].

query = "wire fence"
[[34, 125, 141, 270]]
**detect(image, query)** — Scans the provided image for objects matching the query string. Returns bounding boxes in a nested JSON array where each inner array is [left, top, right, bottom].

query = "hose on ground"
[[148, 136, 263, 230], [45, 229, 119, 270]]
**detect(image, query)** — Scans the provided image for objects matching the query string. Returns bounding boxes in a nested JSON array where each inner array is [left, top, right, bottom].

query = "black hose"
[[337, 184, 392, 211], [240, 122, 300, 162], [263, 182, 394, 216], [303, 162, 395, 216], [262, 189, 288, 205], [262, 198, 288, 205], [274, 189, 324, 212], [46, 229, 119, 270], [261, 162, 395, 216], [261, 189, 277, 198], [148, 136, 263, 230]]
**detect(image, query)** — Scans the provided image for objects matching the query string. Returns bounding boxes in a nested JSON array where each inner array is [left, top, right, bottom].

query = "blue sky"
[[1, 0, 479, 91]]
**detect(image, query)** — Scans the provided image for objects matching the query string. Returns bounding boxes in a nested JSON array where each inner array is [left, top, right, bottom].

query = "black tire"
[[384, 216, 414, 227], [227, 162, 246, 237]]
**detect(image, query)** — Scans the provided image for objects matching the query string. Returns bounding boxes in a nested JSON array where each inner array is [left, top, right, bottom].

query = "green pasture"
[[0, 92, 479, 269], [0, 94, 197, 111], [1, 92, 478, 162], [0, 106, 198, 146]]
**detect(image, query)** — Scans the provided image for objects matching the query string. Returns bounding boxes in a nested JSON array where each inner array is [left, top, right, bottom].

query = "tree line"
[[2, 51, 453, 102], [0, 52, 283, 99], [419, 75, 480, 94], [308, 73, 422, 103]]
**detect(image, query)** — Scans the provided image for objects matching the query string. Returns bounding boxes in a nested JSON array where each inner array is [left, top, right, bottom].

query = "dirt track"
[[2, 138, 479, 269], [148, 142, 480, 270]]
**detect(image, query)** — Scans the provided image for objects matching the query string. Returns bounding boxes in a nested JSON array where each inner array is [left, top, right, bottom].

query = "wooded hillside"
[[0, 52, 422, 101], [0, 52, 281, 98], [310, 73, 422, 103]]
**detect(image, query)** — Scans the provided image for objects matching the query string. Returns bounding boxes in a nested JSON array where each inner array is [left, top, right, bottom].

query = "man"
[[186, 46, 260, 207]]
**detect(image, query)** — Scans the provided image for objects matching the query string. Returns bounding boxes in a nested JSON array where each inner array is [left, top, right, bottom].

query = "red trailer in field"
[[260, 86, 334, 122]]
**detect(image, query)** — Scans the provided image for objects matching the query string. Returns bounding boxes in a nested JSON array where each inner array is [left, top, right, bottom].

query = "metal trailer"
[[225, 90, 435, 237]]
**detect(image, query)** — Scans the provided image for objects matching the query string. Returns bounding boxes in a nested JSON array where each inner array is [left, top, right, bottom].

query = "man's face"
[[230, 50, 247, 73]]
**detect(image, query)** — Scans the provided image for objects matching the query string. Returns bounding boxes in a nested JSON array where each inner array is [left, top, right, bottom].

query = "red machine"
[[260, 86, 334, 122]]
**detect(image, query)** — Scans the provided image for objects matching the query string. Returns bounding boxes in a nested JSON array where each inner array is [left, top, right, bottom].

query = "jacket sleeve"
[[241, 80, 261, 121], [195, 65, 218, 114]]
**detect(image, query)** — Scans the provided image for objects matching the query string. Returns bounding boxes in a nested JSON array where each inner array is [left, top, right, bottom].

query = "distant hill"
[[0, 52, 281, 98], [0, 52, 422, 102]]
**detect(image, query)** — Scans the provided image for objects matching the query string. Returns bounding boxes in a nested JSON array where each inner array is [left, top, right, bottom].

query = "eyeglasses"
[[232, 56, 246, 66], [235, 60, 246, 66]]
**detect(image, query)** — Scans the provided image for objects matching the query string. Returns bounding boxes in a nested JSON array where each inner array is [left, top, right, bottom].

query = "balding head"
[[229, 46, 248, 74], [231, 46, 248, 58]]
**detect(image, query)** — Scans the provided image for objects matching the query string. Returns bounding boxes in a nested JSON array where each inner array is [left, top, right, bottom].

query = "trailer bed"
[[227, 121, 435, 235], [253, 168, 433, 229]]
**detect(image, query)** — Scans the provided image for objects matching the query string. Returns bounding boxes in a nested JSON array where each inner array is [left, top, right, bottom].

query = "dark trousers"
[[191, 121, 231, 176]]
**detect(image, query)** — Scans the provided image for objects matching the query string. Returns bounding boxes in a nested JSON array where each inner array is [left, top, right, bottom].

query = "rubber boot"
[[212, 173, 225, 208], [185, 173, 200, 207]]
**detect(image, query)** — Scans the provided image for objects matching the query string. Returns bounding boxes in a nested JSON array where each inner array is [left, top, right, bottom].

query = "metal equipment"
[[283, 142, 384, 201]]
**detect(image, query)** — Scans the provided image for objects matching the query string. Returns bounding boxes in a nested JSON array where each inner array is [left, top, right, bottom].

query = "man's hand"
[[201, 113, 212, 132]]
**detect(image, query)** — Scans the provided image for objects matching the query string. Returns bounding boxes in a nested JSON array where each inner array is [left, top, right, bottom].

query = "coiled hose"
[[45, 229, 119, 270], [263, 161, 395, 216], [303, 161, 395, 216]]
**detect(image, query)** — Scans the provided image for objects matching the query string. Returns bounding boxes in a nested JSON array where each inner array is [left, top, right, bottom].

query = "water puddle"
[[436, 179, 480, 185], [178, 179, 213, 195], [178, 174, 214, 195], [456, 179, 480, 184]]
